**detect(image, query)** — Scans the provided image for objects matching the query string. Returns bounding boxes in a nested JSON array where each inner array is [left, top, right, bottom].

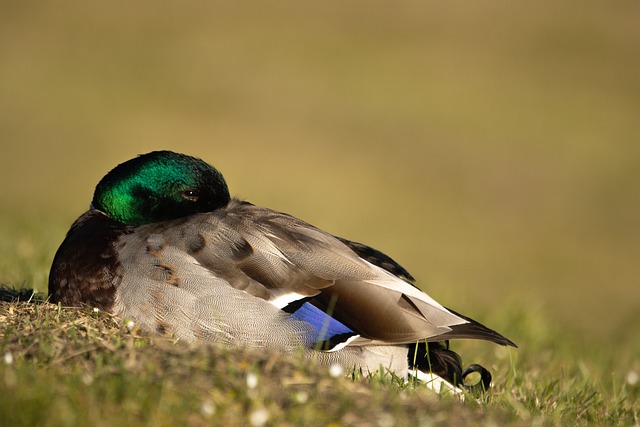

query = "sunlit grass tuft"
[[1, 295, 523, 426], [1, 290, 638, 426]]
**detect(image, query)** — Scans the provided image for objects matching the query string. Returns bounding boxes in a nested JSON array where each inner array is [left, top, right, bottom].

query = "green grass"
[[0, 297, 518, 426], [1, 1, 639, 425], [1, 294, 637, 426]]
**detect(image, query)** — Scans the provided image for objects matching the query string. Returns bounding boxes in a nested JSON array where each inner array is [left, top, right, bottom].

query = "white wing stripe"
[[269, 291, 308, 309]]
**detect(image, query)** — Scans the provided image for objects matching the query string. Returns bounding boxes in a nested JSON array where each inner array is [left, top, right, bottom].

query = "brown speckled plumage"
[[49, 210, 127, 311]]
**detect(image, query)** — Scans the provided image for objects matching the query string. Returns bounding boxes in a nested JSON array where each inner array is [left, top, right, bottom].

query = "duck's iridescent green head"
[[92, 151, 230, 226]]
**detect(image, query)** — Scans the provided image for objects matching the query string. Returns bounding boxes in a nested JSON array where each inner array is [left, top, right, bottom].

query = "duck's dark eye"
[[181, 189, 199, 202]]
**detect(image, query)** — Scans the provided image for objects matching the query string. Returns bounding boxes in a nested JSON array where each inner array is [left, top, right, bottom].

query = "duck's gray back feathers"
[[112, 199, 475, 349], [114, 227, 314, 349]]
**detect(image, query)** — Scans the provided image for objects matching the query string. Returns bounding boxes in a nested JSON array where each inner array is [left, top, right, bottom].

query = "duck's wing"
[[138, 199, 514, 348], [337, 237, 516, 348], [335, 237, 416, 284]]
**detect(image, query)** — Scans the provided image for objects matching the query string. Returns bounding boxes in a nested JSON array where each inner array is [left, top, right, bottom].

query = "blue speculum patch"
[[289, 302, 356, 348]]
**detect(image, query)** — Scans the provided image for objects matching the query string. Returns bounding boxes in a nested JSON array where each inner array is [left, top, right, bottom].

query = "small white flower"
[[294, 391, 309, 404], [246, 372, 259, 389], [329, 363, 344, 378], [3, 352, 14, 365], [376, 412, 395, 427], [126, 320, 135, 330], [93, 307, 99, 313], [200, 400, 215, 418], [82, 373, 93, 385], [627, 370, 639, 386], [249, 408, 269, 427]]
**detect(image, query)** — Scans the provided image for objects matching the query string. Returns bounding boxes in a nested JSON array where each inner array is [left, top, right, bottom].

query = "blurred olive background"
[[1, 1, 639, 350]]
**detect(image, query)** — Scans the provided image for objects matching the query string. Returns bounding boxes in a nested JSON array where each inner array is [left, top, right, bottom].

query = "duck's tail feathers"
[[408, 341, 493, 393]]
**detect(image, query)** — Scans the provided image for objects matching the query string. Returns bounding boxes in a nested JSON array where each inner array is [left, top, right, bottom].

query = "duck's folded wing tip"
[[441, 306, 517, 347]]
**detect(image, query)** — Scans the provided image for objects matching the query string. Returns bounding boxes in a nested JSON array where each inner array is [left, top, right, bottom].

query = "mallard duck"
[[49, 151, 515, 392]]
